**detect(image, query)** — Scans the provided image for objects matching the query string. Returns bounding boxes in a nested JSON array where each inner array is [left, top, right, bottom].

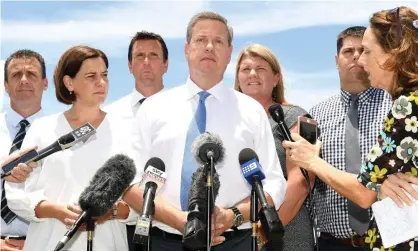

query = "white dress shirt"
[[0, 109, 44, 236], [5, 113, 129, 251], [130, 78, 287, 235], [104, 88, 146, 118]]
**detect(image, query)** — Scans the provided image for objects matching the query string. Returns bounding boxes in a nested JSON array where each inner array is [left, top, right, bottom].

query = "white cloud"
[[3, 1, 417, 46]]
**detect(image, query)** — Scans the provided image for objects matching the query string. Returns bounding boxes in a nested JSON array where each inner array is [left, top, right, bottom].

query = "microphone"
[[1, 123, 96, 178], [132, 157, 167, 245], [191, 132, 225, 165], [183, 165, 220, 250], [183, 132, 224, 250], [268, 104, 310, 188], [238, 148, 284, 243], [54, 154, 136, 251]]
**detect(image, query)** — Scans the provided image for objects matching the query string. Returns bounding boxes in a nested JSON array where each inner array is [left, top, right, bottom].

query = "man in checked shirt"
[[309, 26, 392, 251]]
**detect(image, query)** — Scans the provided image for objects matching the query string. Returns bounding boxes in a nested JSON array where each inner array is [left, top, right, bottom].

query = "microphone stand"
[[205, 156, 214, 251], [253, 176, 284, 251], [86, 208, 95, 251], [251, 179, 259, 251]]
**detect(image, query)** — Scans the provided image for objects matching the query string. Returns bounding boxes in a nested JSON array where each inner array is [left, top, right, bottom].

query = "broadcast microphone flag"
[[1, 123, 96, 178], [133, 157, 167, 245]]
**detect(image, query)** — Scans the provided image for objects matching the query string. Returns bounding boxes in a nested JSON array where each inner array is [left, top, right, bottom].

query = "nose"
[[358, 53, 365, 67], [205, 41, 214, 52], [353, 50, 361, 61], [20, 74, 29, 84], [249, 69, 257, 77]]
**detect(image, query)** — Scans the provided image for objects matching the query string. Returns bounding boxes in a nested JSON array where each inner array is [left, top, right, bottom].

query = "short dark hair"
[[128, 31, 168, 62], [4, 49, 46, 82], [336, 26, 367, 54], [54, 45, 109, 105]]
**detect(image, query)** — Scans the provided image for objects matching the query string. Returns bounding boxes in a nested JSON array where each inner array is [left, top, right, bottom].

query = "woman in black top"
[[234, 43, 315, 251]]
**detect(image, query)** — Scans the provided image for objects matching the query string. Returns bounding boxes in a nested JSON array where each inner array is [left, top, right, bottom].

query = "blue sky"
[[1, 0, 417, 114]]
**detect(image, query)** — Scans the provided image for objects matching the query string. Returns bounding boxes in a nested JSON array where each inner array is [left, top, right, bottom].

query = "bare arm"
[[123, 185, 187, 232]]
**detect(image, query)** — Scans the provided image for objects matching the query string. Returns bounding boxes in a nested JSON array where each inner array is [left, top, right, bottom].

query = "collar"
[[6, 108, 44, 129], [130, 88, 164, 108], [340, 87, 378, 105], [130, 89, 146, 109], [185, 77, 226, 102]]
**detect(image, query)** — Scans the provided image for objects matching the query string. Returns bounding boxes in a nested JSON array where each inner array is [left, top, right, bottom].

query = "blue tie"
[[180, 91, 211, 211]]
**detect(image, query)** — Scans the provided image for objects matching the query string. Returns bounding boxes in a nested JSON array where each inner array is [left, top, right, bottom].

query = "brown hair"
[[128, 31, 168, 62], [233, 44, 288, 104], [54, 45, 108, 105], [336, 26, 366, 54], [186, 11, 233, 46], [4, 49, 46, 82], [370, 6, 418, 97]]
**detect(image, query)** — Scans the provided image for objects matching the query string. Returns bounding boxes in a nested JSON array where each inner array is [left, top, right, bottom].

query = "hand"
[[3, 146, 38, 183], [380, 173, 418, 207], [1, 238, 25, 251], [282, 133, 321, 171], [211, 206, 234, 246], [58, 203, 85, 230]]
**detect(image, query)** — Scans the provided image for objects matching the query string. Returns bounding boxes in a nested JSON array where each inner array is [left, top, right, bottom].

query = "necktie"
[[345, 94, 369, 235], [1, 119, 30, 224], [139, 98, 146, 104], [180, 91, 210, 211]]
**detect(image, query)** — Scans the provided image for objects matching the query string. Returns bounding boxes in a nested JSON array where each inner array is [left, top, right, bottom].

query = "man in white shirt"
[[123, 11, 286, 251], [1, 49, 47, 250], [105, 31, 168, 117], [104, 31, 169, 251]]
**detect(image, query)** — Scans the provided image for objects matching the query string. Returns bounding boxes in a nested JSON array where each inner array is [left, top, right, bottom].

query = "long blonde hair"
[[233, 44, 287, 104]]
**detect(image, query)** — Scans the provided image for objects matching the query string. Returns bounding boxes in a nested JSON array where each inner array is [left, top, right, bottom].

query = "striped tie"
[[1, 119, 30, 224]]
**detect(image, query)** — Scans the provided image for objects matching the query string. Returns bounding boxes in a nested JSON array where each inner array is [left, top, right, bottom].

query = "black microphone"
[[183, 165, 221, 250], [183, 132, 224, 250], [54, 154, 136, 251], [1, 123, 96, 178], [133, 157, 167, 245], [268, 104, 310, 184], [191, 132, 225, 165], [238, 148, 284, 244]]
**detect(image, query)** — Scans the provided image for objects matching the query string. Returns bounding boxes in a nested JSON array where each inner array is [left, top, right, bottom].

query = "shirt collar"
[[6, 108, 44, 129], [185, 77, 226, 102], [130, 89, 146, 109], [340, 87, 378, 105], [130, 88, 164, 108]]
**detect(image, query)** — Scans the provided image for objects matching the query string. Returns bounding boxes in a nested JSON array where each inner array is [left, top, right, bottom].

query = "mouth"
[[94, 92, 106, 95], [201, 57, 216, 62], [247, 82, 261, 86]]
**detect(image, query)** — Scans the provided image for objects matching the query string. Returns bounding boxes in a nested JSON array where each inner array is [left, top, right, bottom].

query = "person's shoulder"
[[103, 93, 131, 113], [309, 94, 339, 113], [229, 89, 264, 109]]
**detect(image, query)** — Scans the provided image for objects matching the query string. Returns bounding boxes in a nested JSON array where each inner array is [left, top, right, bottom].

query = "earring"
[[69, 90, 73, 95]]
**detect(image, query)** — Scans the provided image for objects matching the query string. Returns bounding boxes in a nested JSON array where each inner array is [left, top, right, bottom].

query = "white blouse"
[[6, 112, 129, 251]]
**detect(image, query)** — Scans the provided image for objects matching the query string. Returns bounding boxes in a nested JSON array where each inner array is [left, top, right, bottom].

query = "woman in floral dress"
[[281, 6, 418, 251]]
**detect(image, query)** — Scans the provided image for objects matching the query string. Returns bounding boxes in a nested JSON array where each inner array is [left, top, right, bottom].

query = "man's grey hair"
[[186, 11, 234, 46]]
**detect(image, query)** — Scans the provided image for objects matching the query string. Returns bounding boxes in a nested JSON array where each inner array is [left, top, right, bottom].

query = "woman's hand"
[[379, 173, 418, 207], [282, 133, 321, 171]]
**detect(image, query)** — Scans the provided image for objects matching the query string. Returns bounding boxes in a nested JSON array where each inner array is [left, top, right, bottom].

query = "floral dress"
[[358, 90, 418, 251]]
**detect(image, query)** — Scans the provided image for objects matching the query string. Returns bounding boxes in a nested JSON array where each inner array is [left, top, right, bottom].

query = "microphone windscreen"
[[191, 132, 225, 166], [238, 148, 259, 165], [58, 134, 76, 145], [268, 104, 285, 123], [78, 154, 136, 216], [143, 157, 165, 172], [187, 165, 220, 212]]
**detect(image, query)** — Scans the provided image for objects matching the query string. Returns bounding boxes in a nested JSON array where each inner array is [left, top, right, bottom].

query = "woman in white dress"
[[6, 45, 132, 251]]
